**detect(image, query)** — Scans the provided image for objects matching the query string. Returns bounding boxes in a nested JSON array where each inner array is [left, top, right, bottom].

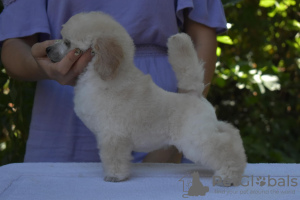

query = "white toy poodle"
[[47, 12, 247, 185]]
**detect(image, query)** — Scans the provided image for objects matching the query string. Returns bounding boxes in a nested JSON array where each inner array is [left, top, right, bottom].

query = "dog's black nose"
[[46, 47, 51, 54]]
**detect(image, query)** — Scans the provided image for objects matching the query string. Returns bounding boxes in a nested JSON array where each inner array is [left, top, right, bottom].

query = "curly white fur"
[[167, 33, 206, 97], [47, 11, 247, 185]]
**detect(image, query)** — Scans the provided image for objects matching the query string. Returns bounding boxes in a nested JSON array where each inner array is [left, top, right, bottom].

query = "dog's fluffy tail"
[[167, 33, 206, 97]]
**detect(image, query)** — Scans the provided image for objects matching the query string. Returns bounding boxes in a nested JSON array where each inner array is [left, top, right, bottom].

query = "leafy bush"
[[0, 71, 35, 165], [210, 0, 300, 163], [0, 0, 299, 165], [0, 4, 35, 165]]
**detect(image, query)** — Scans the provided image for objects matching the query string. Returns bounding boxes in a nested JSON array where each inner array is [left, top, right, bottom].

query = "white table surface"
[[0, 163, 299, 200]]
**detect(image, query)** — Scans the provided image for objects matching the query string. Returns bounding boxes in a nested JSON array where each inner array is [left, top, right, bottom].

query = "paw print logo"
[[256, 176, 266, 186]]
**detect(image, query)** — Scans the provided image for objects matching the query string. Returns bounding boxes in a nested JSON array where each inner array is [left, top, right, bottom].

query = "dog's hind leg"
[[99, 135, 133, 182], [167, 33, 206, 97], [175, 121, 247, 186]]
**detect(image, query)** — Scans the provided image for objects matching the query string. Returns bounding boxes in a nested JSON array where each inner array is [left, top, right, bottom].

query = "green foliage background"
[[0, 0, 299, 165]]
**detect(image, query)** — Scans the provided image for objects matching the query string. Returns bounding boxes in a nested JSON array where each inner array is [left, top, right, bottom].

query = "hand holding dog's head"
[[46, 12, 134, 80]]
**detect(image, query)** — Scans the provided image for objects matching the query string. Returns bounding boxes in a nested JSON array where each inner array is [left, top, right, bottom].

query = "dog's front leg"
[[100, 135, 133, 182]]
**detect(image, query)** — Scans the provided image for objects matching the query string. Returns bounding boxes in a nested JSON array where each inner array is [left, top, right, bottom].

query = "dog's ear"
[[93, 37, 124, 80]]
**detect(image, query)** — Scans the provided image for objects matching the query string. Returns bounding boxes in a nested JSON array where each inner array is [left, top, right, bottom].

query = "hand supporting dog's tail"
[[167, 33, 206, 98]]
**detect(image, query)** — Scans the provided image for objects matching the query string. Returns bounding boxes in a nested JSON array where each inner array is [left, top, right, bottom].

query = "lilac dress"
[[0, 0, 227, 162]]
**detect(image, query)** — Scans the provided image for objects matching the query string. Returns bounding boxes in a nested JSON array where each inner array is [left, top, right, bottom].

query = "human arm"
[[183, 14, 218, 97], [1, 34, 93, 86], [1, 34, 48, 81], [142, 146, 183, 163]]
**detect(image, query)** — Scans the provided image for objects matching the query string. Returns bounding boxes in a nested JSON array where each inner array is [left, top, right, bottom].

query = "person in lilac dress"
[[0, 0, 227, 163]]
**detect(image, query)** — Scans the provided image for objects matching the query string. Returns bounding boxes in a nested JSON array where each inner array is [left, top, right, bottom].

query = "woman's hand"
[[2, 35, 94, 86], [31, 40, 94, 86]]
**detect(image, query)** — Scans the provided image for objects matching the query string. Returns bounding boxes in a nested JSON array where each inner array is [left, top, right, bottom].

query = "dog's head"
[[46, 12, 134, 80]]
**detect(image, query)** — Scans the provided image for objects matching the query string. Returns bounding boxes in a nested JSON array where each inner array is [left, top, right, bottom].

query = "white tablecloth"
[[0, 163, 299, 200]]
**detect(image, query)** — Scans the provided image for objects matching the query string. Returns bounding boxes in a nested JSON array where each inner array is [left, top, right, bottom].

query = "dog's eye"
[[64, 39, 71, 47]]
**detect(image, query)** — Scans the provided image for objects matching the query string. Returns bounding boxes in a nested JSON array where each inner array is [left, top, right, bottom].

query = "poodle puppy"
[[46, 12, 247, 185]]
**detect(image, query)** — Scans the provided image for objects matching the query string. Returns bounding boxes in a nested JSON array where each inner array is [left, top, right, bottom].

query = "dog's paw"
[[214, 168, 244, 187], [213, 176, 239, 187], [104, 176, 128, 182]]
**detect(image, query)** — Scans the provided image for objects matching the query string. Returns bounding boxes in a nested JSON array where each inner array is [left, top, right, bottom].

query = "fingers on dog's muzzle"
[[46, 47, 51, 54]]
